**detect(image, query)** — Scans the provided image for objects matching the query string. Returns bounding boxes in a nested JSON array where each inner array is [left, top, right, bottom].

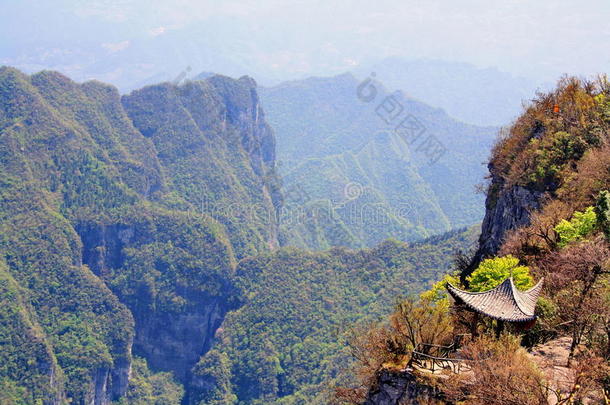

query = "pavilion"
[[446, 277, 544, 336]]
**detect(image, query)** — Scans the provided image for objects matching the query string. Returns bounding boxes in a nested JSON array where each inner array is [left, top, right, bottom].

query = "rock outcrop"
[[463, 163, 544, 282], [364, 370, 443, 405], [476, 184, 543, 260]]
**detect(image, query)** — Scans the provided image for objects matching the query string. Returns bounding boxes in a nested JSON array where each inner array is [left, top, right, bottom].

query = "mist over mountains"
[[4, 32, 541, 128], [356, 57, 547, 126], [2, 1, 549, 128]]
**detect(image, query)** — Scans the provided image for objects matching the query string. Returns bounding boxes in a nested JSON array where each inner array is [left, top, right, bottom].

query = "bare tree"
[[538, 236, 610, 365]]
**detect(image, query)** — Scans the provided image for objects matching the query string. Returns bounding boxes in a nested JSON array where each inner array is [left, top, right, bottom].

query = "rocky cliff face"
[[132, 290, 230, 379], [462, 162, 544, 281], [75, 219, 238, 384], [364, 370, 443, 405], [88, 362, 131, 405], [477, 182, 543, 259]]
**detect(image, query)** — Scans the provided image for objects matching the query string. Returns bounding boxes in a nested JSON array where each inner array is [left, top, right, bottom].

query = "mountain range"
[[0, 66, 479, 404], [356, 57, 546, 126], [0, 66, 278, 403], [260, 73, 496, 250]]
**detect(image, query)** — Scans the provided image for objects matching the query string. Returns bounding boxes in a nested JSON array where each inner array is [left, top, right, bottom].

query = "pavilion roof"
[[446, 277, 544, 322]]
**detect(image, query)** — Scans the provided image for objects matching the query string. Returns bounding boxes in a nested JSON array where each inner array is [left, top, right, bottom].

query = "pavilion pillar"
[[495, 320, 505, 338], [471, 312, 479, 338]]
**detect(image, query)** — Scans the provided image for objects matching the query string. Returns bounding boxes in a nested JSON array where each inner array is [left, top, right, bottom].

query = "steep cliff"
[[74, 209, 238, 386], [476, 181, 543, 259], [122, 75, 281, 258], [463, 165, 544, 282]]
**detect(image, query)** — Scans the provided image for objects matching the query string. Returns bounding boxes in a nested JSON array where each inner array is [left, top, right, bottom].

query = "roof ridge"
[[512, 277, 544, 317], [508, 278, 531, 317]]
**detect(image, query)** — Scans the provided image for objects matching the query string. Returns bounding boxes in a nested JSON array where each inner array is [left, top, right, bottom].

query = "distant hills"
[[356, 57, 547, 126], [260, 73, 497, 250]]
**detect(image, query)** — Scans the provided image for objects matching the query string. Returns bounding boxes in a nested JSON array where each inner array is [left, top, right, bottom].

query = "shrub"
[[595, 190, 610, 240], [489, 76, 608, 192], [420, 272, 461, 302], [537, 236, 610, 364], [117, 357, 184, 405], [529, 131, 588, 186], [441, 335, 549, 405], [335, 297, 453, 404]]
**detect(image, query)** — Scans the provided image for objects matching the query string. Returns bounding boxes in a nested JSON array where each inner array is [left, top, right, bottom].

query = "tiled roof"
[[446, 278, 544, 322]]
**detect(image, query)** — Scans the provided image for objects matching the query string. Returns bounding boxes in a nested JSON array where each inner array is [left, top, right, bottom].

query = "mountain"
[[260, 73, 496, 250], [356, 57, 547, 126], [121, 75, 282, 258], [0, 67, 279, 403]]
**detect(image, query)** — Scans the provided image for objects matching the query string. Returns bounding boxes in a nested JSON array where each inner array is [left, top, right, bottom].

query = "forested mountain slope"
[[260, 73, 496, 250], [0, 67, 279, 404], [193, 226, 478, 404], [122, 75, 282, 258]]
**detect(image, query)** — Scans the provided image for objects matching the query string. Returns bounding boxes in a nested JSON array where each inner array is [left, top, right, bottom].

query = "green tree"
[[191, 350, 237, 405], [554, 206, 597, 247], [420, 271, 460, 302], [467, 255, 534, 292], [0, 379, 32, 405], [117, 357, 184, 405]]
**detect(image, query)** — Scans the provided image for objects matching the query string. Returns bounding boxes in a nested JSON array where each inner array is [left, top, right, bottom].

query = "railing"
[[409, 334, 474, 374], [416, 342, 456, 357], [410, 350, 472, 374], [415, 334, 471, 355]]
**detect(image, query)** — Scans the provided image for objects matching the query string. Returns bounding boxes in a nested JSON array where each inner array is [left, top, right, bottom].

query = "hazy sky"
[[1, 0, 609, 85]]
